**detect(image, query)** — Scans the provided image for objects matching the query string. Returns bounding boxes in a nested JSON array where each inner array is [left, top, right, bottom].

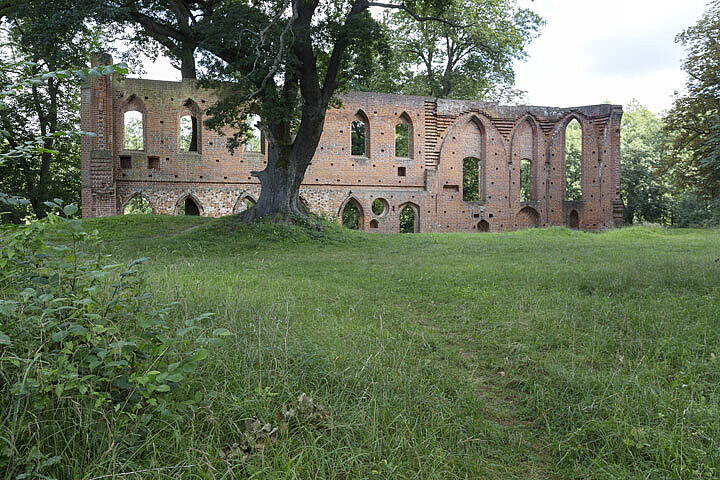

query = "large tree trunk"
[[240, 105, 326, 221], [179, 45, 197, 79], [246, 146, 302, 219]]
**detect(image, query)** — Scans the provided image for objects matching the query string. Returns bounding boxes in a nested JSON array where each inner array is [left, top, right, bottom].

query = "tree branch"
[[367, 2, 470, 28]]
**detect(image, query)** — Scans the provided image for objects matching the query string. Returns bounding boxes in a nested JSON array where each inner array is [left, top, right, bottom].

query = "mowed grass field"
[[84, 215, 720, 479]]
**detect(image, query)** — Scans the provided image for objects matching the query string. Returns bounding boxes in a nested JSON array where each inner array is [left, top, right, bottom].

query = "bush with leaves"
[[670, 193, 720, 228], [0, 200, 228, 479]]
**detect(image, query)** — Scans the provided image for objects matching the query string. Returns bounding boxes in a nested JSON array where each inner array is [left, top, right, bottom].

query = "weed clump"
[[0, 201, 227, 479]]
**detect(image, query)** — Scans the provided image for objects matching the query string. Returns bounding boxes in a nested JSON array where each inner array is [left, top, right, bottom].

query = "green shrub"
[[0, 200, 227, 479], [671, 193, 720, 227]]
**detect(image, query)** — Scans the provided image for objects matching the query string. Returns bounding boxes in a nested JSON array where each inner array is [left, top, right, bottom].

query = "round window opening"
[[372, 198, 388, 216]]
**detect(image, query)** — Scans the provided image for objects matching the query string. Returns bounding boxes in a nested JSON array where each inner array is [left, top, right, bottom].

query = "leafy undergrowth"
[[4, 214, 720, 479]]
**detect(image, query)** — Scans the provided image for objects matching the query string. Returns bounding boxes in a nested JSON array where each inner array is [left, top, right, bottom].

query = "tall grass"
[[10, 215, 720, 479]]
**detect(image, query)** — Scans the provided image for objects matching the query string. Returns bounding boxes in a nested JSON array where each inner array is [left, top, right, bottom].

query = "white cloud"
[[513, 0, 708, 113]]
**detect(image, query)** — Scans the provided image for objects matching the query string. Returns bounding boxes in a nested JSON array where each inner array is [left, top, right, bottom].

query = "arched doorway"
[[235, 195, 256, 213], [341, 198, 363, 230], [399, 203, 419, 233], [568, 209, 580, 229], [515, 206, 540, 229], [477, 220, 490, 232], [123, 195, 152, 215], [178, 196, 201, 216]]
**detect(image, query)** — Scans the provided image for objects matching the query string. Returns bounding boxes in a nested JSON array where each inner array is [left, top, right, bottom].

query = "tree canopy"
[[380, 0, 542, 100], [0, 0, 106, 220], [662, 0, 720, 197], [621, 101, 670, 224]]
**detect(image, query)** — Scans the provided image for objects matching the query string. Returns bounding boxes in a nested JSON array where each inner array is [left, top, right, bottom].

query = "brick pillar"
[[608, 106, 624, 227], [81, 52, 117, 217]]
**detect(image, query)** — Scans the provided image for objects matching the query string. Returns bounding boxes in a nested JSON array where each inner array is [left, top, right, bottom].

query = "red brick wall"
[[81, 66, 624, 232]]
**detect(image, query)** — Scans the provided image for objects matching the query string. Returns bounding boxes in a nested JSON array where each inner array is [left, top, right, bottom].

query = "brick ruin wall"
[[81, 62, 624, 233]]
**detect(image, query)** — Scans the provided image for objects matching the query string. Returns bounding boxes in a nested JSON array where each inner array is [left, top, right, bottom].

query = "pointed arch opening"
[[565, 118, 583, 201], [341, 197, 364, 230], [123, 111, 144, 151], [448, 116, 486, 203], [123, 194, 152, 215], [244, 114, 263, 153], [179, 99, 201, 153], [298, 196, 310, 214], [351, 110, 370, 157], [399, 203, 419, 233], [122, 95, 146, 151], [520, 158, 532, 202], [395, 112, 413, 159], [234, 195, 256, 213], [177, 195, 202, 216]]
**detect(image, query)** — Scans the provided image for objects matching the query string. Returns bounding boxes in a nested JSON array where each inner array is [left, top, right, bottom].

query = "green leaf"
[[166, 373, 184, 383], [0, 300, 17, 315], [39, 455, 62, 470], [0, 331, 10, 346], [69, 324, 89, 336], [193, 349, 210, 362], [212, 328, 233, 337], [177, 326, 199, 337], [63, 204, 78, 216], [51, 330, 68, 342], [156, 384, 171, 392]]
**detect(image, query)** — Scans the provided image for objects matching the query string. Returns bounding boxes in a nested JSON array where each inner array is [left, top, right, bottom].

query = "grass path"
[[84, 215, 720, 479]]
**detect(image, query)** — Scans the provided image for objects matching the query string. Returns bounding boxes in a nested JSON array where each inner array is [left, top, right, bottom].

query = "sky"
[[513, 0, 709, 113], [133, 0, 709, 115]]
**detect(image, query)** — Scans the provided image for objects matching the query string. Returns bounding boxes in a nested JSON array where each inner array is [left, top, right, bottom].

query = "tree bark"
[[242, 106, 326, 221], [179, 44, 197, 79]]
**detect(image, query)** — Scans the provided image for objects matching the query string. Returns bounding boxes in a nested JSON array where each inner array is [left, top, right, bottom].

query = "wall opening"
[[341, 198, 363, 229], [299, 196, 310, 213], [124, 195, 152, 214], [372, 198, 388, 216], [244, 114, 262, 153], [120, 155, 131, 169], [123, 110, 144, 150], [395, 125, 410, 159], [369, 219, 379, 229], [148, 156, 159, 169], [395, 112, 414, 159], [520, 158, 531, 202], [568, 209, 580, 229], [179, 115, 198, 152], [235, 196, 256, 213], [399, 204, 418, 233], [179, 197, 200, 216], [351, 110, 370, 157], [478, 220, 490, 232], [565, 119, 582, 201], [463, 157, 480, 201], [515, 206, 540, 229]]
